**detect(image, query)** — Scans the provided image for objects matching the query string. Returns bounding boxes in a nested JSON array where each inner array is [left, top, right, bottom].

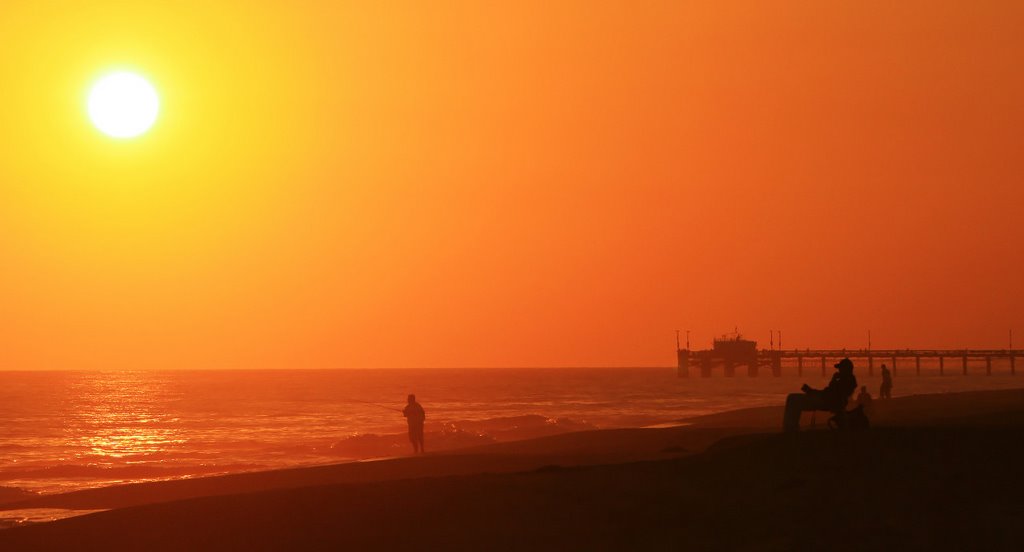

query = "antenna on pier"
[[676, 330, 680, 351], [868, 330, 872, 351], [770, 330, 774, 351], [1011, 329, 1014, 349], [686, 330, 690, 350], [779, 330, 782, 351]]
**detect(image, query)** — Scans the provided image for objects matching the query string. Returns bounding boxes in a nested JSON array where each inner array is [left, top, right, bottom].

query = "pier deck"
[[677, 348, 1022, 377]]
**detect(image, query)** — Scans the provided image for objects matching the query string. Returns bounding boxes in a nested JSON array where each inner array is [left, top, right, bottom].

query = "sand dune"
[[1, 389, 1022, 551]]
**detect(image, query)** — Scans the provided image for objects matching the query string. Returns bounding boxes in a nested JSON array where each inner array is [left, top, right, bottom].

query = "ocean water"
[[1, 367, 1022, 496]]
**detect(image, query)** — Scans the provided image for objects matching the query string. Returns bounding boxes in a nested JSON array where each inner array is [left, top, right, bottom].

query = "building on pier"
[[677, 333, 1021, 378]]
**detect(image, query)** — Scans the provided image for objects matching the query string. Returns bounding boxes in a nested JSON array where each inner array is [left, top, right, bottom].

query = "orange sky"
[[0, 1, 1022, 369]]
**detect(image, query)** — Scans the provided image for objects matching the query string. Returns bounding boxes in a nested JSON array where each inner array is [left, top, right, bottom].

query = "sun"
[[87, 72, 160, 139]]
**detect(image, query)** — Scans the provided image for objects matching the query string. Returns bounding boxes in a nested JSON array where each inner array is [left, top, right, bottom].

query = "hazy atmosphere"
[[1, 1, 1021, 370], [2, 2, 1024, 550]]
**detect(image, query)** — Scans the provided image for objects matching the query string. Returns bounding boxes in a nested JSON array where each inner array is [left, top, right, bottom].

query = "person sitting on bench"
[[783, 357, 858, 432]]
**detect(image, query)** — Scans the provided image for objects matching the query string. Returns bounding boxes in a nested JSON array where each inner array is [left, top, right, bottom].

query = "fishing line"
[[340, 397, 404, 412]]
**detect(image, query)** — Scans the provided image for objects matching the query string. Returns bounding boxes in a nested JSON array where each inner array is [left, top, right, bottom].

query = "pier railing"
[[676, 348, 1023, 377]]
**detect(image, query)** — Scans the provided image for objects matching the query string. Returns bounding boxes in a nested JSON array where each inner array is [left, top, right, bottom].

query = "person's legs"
[[412, 426, 424, 453], [409, 426, 423, 454], [783, 393, 806, 432], [784, 393, 825, 432]]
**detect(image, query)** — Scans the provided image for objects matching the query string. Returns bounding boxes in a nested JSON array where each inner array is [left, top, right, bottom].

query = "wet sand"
[[1, 389, 1023, 551]]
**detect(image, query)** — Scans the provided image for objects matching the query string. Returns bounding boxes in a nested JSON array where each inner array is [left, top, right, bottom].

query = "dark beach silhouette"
[[783, 357, 858, 432], [880, 364, 893, 399], [403, 394, 426, 454], [856, 385, 874, 415], [4, 389, 1024, 551]]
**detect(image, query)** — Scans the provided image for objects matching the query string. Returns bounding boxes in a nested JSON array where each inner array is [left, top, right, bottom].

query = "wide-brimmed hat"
[[834, 358, 854, 371]]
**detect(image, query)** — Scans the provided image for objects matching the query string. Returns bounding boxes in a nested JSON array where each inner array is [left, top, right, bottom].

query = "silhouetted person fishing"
[[879, 364, 893, 399], [403, 394, 426, 454], [783, 358, 858, 432]]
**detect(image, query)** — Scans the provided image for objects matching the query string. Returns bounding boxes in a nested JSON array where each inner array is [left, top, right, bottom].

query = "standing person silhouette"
[[879, 364, 893, 399], [856, 385, 874, 416], [403, 394, 426, 454]]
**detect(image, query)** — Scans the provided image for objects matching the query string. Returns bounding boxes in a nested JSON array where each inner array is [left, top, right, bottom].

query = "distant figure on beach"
[[856, 386, 874, 415], [783, 358, 858, 432], [879, 364, 893, 399], [403, 394, 426, 454]]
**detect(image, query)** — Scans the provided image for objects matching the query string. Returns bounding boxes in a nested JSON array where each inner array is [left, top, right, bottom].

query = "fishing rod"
[[342, 397, 404, 412]]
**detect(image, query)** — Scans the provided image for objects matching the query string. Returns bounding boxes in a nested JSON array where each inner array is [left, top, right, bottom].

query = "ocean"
[[2, 367, 1022, 498]]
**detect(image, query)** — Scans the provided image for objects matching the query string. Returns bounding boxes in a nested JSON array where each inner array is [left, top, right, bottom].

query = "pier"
[[676, 334, 1022, 378]]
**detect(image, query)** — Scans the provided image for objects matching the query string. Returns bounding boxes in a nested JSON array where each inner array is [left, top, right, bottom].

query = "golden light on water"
[[84, 427, 183, 460], [67, 372, 185, 463]]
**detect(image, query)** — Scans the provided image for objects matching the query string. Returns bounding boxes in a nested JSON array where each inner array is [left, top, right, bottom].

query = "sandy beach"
[[1, 388, 1022, 551]]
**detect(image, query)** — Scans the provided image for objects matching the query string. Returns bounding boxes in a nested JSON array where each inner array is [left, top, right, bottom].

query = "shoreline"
[[2, 388, 1023, 549], [4, 387, 1023, 511], [4, 369, 1021, 500]]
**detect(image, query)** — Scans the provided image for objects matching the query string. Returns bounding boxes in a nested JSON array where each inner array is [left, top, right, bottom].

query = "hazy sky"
[[1, 1, 1021, 369]]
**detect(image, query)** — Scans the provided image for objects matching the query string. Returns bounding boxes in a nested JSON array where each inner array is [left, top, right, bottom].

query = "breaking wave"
[[328, 415, 599, 458]]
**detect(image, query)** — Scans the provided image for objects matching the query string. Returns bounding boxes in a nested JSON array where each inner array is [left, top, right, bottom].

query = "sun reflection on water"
[[63, 372, 187, 463]]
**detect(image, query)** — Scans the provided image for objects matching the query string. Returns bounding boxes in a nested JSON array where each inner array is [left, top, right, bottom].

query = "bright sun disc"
[[87, 72, 160, 139]]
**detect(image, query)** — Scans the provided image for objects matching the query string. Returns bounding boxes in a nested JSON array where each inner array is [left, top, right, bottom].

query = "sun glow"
[[87, 72, 160, 139]]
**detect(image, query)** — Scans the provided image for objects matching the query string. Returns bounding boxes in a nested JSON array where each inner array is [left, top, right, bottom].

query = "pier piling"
[[676, 342, 1022, 377], [677, 349, 690, 378]]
